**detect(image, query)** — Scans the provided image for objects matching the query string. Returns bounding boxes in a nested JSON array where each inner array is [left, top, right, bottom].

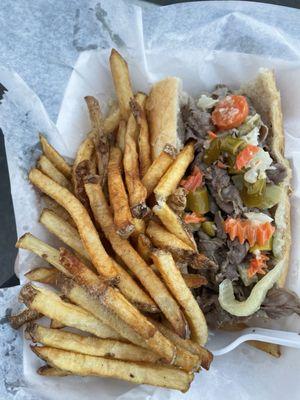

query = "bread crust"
[[240, 69, 292, 287], [146, 77, 183, 160]]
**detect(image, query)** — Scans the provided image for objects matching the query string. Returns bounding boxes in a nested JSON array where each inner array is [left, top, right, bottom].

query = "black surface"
[[0, 0, 299, 288]]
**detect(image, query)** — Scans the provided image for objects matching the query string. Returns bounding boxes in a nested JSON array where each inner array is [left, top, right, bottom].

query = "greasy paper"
[[1, 1, 300, 399]]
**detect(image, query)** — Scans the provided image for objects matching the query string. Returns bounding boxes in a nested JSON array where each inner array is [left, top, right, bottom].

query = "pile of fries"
[[9, 49, 213, 393]]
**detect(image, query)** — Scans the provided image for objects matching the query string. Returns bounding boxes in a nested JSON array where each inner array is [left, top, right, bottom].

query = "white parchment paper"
[[1, 1, 300, 399]]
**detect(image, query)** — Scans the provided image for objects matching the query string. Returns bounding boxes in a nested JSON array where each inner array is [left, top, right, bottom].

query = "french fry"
[[146, 221, 214, 269], [181, 274, 208, 289], [42, 195, 76, 227], [154, 141, 195, 202], [151, 250, 208, 346], [59, 247, 158, 341], [25, 266, 59, 285], [85, 96, 109, 188], [16, 233, 70, 276], [103, 107, 120, 135], [16, 229, 158, 312], [28, 169, 117, 280], [109, 49, 134, 120], [84, 177, 188, 338], [150, 319, 213, 370], [137, 234, 152, 263], [130, 94, 151, 177], [50, 319, 65, 329], [37, 155, 72, 191], [39, 209, 90, 261], [153, 202, 196, 250], [53, 273, 176, 363], [141, 144, 177, 197], [131, 218, 145, 239], [116, 120, 126, 153], [72, 135, 94, 209], [108, 147, 134, 238], [27, 324, 163, 364], [247, 341, 281, 358], [37, 365, 70, 377], [31, 346, 194, 392], [39, 134, 72, 179], [9, 308, 42, 330], [52, 271, 198, 372], [20, 284, 122, 340], [123, 114, 149, 218]]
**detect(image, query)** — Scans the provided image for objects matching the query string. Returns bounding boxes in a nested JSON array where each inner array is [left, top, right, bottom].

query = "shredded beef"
[[205, 165, 244, 216], [181, 99, 214, 146], [266, 163, 287, 185], [211, 84, 230, 99], [261, 287, 300, 319]]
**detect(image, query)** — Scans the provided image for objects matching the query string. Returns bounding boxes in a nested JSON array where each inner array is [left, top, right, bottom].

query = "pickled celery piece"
[[186, 187, 210, 214], [238, 263, 258, 287]]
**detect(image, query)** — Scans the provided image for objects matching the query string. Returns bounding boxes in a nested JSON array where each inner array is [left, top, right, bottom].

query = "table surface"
[[0, 0, 299, 288]]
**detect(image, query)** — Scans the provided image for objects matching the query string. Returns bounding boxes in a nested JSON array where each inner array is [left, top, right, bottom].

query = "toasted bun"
[[241, 69, 292, 287], [146, 77, 184, 160]]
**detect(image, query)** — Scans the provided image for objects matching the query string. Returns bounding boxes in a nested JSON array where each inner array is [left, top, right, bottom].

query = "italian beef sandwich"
[[147, 69, 300, 328]]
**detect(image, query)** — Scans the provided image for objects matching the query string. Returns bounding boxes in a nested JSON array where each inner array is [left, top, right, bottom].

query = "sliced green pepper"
[[202, 221, 216, 237], [241, 182, 282, 209], [186, 187, 210, 214], [204, 138, 221, 165], [241, 179, 266, 207], [249, 236, 273, 253], [220, 136, 246, 155]]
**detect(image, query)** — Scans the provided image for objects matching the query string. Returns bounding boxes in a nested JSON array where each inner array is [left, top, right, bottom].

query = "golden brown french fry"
[[39, 209, 91, 261], [104, 107, 120, 135], [20, 284, 122, 340], [50, 319, 65, 329], [72, 135, 94, 209], [136, 234, 152, 263], [37, 155, 72, 191], [150, 319, 213, 370], [131, 218, 145, 239], [153, 202, 196, 250], [108, 147, 134, 238], [146, 221, 214, 269], [154, 141, 195, 202], [31, 346, 194, 392], [142, 144, 177, 197], [42, 195, 76, 227], [59, 247, 158, 341], [9, 308, 42, 330], [151, 250, 208, 346], [27, 324, 163, 364], [109, 49, 134, 120], [28, 169, 117, 280], [247, 341, 281, 358], [130, 94, 151, 177], [116, 120, 126, 153], [123, 114, 149, 218], [21, 228, 156, 313], [167, 187, 187, 214], [53, 273, 176, 364], [16, 233, 70, 276], [84, 177, 188, 338], [181, 274, 208, 289], [39, 134, 72, 179], [37, 365, 70, 377], [25, 267, 59, 285], [85, 96, 109, 188]]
